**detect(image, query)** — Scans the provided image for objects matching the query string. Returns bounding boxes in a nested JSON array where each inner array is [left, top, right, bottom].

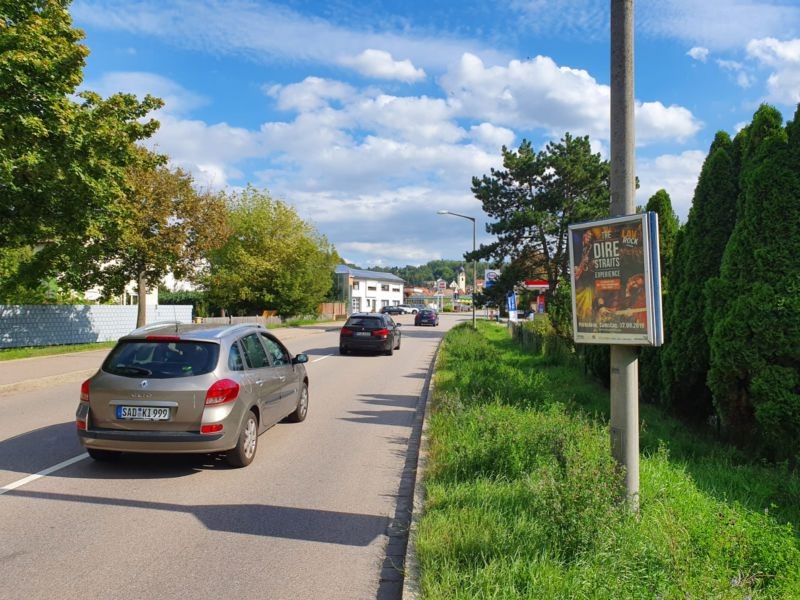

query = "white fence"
[[0, 305, 193, 349]]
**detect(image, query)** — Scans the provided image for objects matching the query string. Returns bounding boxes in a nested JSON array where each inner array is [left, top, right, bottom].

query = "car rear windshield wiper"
[[113, 365, 153, 376]]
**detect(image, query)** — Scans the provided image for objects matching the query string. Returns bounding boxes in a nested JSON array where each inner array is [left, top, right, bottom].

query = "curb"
[[400, 340, 439, 599]]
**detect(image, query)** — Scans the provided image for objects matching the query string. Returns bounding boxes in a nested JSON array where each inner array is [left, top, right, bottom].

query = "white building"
[[335, 265, 405, 314]]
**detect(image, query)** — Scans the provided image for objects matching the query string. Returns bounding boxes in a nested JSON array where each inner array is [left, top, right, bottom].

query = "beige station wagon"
[[76, 322, 309, 467]]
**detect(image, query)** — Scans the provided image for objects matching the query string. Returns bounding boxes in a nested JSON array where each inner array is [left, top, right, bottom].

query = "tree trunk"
[[136, 270, 147, 328]]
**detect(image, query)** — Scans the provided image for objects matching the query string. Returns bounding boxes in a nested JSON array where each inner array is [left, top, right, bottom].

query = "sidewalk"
[[0, 323, 339, 395]]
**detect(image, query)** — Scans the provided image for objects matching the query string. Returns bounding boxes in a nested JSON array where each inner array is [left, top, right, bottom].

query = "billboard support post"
[[610, 0, 639, 513]]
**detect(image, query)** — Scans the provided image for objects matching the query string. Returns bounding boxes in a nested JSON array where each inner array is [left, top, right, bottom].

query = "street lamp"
[[437, 210, 477, 329]]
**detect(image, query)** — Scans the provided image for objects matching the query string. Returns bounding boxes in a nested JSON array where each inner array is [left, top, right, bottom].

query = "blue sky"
[[69, 0, 800, 269]]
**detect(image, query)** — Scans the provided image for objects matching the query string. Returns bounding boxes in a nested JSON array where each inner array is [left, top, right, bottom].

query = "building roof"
[[335, 265, 405, 283]]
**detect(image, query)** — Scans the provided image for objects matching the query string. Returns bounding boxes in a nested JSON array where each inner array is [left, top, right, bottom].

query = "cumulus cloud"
[[84, 71, 207, 115], [687, 47, 709, 62], [143, 114, 264, 189], [746, 37, 800, 105], [441, 53, 701, 144], [339, 49, 426, 82], [715, 59, 756, 89], [469, 123, 516, 149], [267, 77, 355, 112], [636, 150, 706, 221]]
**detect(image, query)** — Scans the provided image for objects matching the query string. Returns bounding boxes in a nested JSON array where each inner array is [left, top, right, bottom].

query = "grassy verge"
[[0, 341, 117, 361], [416, 321, 800, 599]]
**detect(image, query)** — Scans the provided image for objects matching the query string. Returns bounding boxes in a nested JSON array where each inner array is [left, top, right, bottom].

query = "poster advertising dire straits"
[[568, 213, 664, 346]]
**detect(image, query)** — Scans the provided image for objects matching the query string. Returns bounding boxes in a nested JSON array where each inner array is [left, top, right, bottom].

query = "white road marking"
[[0, 453, 88, 496], [310, 354, 334, 363]]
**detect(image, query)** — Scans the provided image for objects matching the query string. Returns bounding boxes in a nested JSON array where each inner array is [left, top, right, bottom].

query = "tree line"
[[0, 1, 338, 324], [360, 260, 492, 288], [468, 106, 799, 464]]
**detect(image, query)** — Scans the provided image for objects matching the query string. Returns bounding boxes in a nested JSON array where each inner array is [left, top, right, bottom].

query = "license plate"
[[355, 331, 371, 337], [117, 406, 170, 420]]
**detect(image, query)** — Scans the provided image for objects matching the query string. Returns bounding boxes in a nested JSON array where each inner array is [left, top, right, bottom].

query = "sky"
[[69, 0, 800, 269]]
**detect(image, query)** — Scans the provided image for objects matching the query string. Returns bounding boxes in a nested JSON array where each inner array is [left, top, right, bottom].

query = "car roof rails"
[[213, 322, 266, 338], [128, 321, 183, 336]]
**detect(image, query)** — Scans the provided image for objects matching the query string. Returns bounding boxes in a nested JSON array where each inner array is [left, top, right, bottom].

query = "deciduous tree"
[[1, 0, 161, 284], [84, 151, 229, 326], [206, 187, 339, 318]]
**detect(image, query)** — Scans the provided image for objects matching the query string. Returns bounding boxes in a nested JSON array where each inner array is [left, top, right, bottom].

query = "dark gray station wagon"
[[76, 322, 309, 467]]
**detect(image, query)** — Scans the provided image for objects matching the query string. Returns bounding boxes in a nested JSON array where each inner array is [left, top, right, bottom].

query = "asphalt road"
[[0, 314, 465, 600]]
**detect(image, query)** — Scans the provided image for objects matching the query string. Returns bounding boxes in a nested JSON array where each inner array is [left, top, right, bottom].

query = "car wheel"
[[412, 309, 418, 314], [227, 410, 258, 468], [87, 448, 121, 461], [339, 345, 348, 355], [285, 383, 309, 423], [395, 335, 401, 350], [385, 343, 394, 356]]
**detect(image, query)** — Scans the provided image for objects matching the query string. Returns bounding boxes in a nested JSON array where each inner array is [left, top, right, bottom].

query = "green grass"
[[416, 322, 800, 599], [0, 341, 117, 361]]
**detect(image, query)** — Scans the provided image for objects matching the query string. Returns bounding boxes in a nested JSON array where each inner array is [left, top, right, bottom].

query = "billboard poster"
[[568, 213, 663, 346], [484, 269, 500, 288]]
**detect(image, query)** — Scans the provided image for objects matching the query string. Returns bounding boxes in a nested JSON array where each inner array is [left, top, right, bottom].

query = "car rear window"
[[103, 340, 220, 378], [346, 316, 384, 328]]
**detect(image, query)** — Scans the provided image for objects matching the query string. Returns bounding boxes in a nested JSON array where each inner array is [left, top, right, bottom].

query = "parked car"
[[396, 304, 418, 314], [415, 309, 439, 326], [380, 305, 405, 315], [75, 322, 309, 467], [339, 313, 402, 355]]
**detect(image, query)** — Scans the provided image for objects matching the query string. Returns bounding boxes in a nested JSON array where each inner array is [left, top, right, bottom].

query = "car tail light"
[[80, 379, 90, 403], [201, 424, 224, 434], [372, 328, 389, 338], [340, 327, 354, 337], [205, 379, 239, 405], [76, 420, 87, 430], [146, 335, 181, 341]]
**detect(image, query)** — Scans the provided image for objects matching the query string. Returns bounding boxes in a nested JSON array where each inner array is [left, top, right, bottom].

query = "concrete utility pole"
[[610, 0, 640, 512]]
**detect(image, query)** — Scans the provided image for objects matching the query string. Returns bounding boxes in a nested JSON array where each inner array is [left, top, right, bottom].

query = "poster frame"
[[568, 212, 663, 346]]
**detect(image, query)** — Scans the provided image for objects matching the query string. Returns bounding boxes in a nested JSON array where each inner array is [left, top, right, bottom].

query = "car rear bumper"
[[78, 427, 234, 453], [340, 338, 392, 352]]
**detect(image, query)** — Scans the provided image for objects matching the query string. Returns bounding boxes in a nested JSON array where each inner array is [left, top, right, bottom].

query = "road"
[[0, 314, 465, 600]]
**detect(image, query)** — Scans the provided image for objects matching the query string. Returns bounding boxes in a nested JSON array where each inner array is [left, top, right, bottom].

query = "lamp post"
[[437, 210, 476, 329]]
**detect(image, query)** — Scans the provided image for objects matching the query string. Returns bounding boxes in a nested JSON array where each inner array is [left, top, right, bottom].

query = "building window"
[[352, 297, 361, 312], [381, 284, 389, 291], [353, 281, 360, 290], [367, 285, 377, 291], [382, 300, 389, 307], [392, 287, 400, 292]]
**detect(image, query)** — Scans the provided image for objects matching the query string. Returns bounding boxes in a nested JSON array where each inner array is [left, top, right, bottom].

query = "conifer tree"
[[660, 132, 739, 420], [638, 190, 679, 402], [706, 105, 800, 456]]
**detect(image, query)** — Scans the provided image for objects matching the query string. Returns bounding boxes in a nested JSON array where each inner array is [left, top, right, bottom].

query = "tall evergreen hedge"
[[706, 105, 800, 459], [639, 190, 679, 403], [661, 132, 739, 420]]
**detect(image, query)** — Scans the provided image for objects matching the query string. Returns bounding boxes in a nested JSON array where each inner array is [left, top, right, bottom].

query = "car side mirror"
[[293, 353, 309, 364]]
